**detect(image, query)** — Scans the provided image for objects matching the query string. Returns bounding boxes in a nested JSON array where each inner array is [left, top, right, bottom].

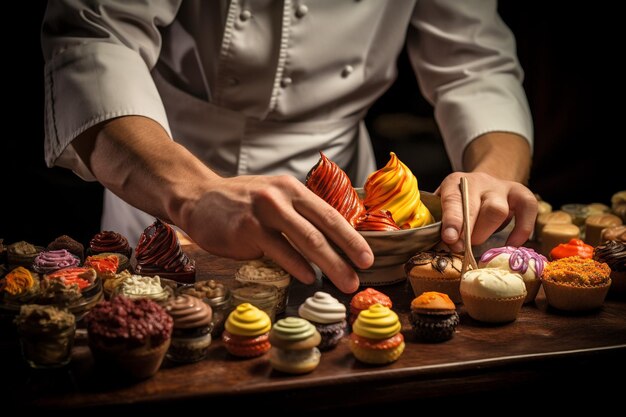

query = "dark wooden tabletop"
[[3, 243, 626, 412]]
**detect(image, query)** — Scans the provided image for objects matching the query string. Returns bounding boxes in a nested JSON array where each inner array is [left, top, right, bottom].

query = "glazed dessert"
[[409, 292, 459, 343], [305, 152, 366, 227], [15, 304, 76, 368], [601, 225, 626, 243], [7, 241, 43, 269], [549, 238, 593, 260], [235, 259, 291, 315], [117, 274, 169, 303], [541, 256, 611, 311], [363, 152, 434, 229], [349, 303, 405, 364], [593, 241, 626, 295], [479, 246, 547, 304], [47, 235, 84, 262], [88, 230, 132, 258], [349, 288, 392, 326], [404, 250, 463, 303], [298, 291, 347, 350], [540, 223, 581, 256], [1, 267, 40, 303], [611, 191, 626, 222], [135, 219, 196, 283], [179, 279, 232, 337], [32, 249, 80, 275], [269, 317, 321, 374], [535, 211, 573, 242], [584, 214, 623, 247], [355, 210, 401, 231], [86, 296, 173, 379], [84, 253, 120, 280], [222, 303, 271, 357], [460, 268, 526, 323], [164, 295, 213, 363]]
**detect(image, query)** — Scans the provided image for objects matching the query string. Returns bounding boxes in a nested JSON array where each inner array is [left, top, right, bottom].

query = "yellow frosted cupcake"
[[269, 317, 321, 374], [349, 304, 405, 364], [222, 303, 271, 357]]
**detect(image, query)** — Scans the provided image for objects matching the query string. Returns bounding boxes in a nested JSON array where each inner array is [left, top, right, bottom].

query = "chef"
[[42, 0, 537, 293]]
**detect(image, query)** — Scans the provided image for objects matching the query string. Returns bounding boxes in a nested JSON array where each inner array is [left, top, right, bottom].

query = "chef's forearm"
[[462, 132, 531, 184], [73, 115, 218, 224]]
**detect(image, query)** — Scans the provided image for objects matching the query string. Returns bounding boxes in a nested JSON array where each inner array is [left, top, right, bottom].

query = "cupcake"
[[222, 303, 271, 357], [460, 268, 526, 323], [534, 194, 552, 216], [116, 274, 170, 304], [135, 219, 195, 283], [404, 250, 463, 303], [235, 258, 291, 315], [535, 211, 573, 242], [479, 246, 547, 304], [409, 292, 459, 343], [41, 267, 102, 317], [84, 253, 120, 281], [1, 267, 40, 303], [601, 225, 626, 243], [15, 304, 76, 369], [298, 291, 347, 350], [587, 203, 611, 217], [45, 267, 97, 291], [32, 249, 80, 275], [560, 204, 590, 228], [180, 279, 232, 337], [541, 256, 611, 311], [86, 296, 173, 379], [164, 295, 213, 363], [349, 304, 405, 365], [611, 191, 626, 222], [584, 214, 623, 247], [593, 241, 626, 296], [549, 238, 593, 261], [269, 317, 321, 374], [88, 231, 132, 258], [7, 241, 43, 270], [540, 223, 581, 256], [349, 288, 392, 326], [47, 235, 84, 262]]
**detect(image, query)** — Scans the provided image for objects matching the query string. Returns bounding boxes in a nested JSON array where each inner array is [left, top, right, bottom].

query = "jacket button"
[[341, 65, 354, 78], [280, 77, 293, 88], [240, 10, 252, 21], [295, 5, 308, 18]]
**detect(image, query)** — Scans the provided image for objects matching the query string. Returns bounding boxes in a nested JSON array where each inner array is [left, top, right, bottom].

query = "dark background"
[[1, 2, 622, 248]]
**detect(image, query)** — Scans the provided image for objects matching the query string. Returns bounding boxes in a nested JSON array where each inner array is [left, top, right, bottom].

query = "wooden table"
[[3, 244, 626, 412]]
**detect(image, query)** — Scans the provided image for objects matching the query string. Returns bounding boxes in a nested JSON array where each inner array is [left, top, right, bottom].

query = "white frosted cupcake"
[[460, 268, 526, 323], [298, 291, 347, 350]]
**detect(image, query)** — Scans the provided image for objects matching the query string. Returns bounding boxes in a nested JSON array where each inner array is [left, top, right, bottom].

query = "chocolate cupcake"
[[593, 241, 626, 296], [164, 295, 213, 363], [89, 231, 132, 258], [47, 235, 84, 262], [601, 225, 626, 243], [409, 292, 459, 343]]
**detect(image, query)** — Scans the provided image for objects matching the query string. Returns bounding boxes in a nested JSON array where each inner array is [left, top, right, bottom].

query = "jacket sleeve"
[[407, 0, 533, 171], [41, 0, 181, 179]]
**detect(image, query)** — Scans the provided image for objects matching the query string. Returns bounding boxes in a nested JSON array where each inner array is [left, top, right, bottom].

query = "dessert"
[[561, 203, 590, 228], [15, 304, 75, 368], [593, 241, 626, 295], [404, 250, 463, 303], [541, 256, 611, 311], [32, 249, 80, 275], [47, 235, 85, 262], [349, 303, 405, 364], [298, 291, 347, 350], [349, 288, 392, 326], [135, 219, 196, 283], [409, 292, 459, 342], [601, 225, 626, 243], [269, 317, 321, 374], [164, 294, 213, 363], [584, 214, 623, 247], [88, 230, 132, 258], [235, 258, 291, 315], [179, 279, 232, 337], [86, 296, 173, 379], [363, 152, 435, 229], [45, 267, 97, 291], [1, 267, 40, 303], [535, 211, 573, 242], [305, 152, 366, 227], [549, 238, 593, 260], [84, 253, 120, 280], [587, 203, 611, 216], [116, 274, 170, 303], [540, 223, 580, 256], [7, 241, 43, 269], [222, 303, 271, 357], [40, 267, 101, 316], [460, 268, 526, 323], [355, 210, 401, 231], [479, 246, 547, 303], [612, 191, 626, 222]]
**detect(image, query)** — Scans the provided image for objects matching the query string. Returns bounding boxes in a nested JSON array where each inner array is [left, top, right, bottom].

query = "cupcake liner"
[[523, 280, 542, 304], [460, 292, 525, 323], [409, 311, 459, 342], [408, 276, 461, 304], [89, 339, 170, 379], [542, 279, 611, 311], [350, 340, 405, 364]]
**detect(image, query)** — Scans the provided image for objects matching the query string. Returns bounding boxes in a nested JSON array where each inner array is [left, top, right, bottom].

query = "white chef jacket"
[[42, 0, 533, 246]]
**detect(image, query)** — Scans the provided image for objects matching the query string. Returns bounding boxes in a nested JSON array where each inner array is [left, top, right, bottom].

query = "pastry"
[[404, 250, 463, 303], [7, 241, 43, 270], [116, 274, 170, 304], [593, 241, 626, 296], [235, 258, 291, 315], [409, 292, 459, 342], [584, 214, 623, 247], [363, 152, 434, 229], [298, 291, 347, 350], [47, 235, 84, 262], [86, 296, 173, 379], [535, 211, 573, 242], [560, 203, 590, 227], [135, 219, 196, 283], [222, 303, 271, 357], [611, 191, 626, 222], [88, 230, 132, 258], [45, 267, 97, 291], [0, 266, 40, 303], [549, 238, 593, 260], [32, 249, 80, 275], [479, 246, 547, 303], [179, 279, 232, 337], [541, 256, 611, 311], [601, 225, 626, 243], [164, 294, 213, 363], [269, 317, 321, 374], [349, 287, 392, 326], [540, 223, 580, 256], [355, 209, 401, 231], [349, 303, 405, 364], [84, 253, 120, 281], [14, 304, 76, 368], [586, 203, 611, 216], [460, 268, 526, 323]]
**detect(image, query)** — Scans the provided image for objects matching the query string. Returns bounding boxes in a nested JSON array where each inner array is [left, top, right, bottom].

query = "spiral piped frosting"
[[89, 231, 131, 256], [33, 249, 80, 274], [299, 292, 346, 324], [165, 295, 212, 329], [225, 303, 271, 337], [271, 317, 317, 342], [480, 246, 547, 282], [135, 219, 195, 275], [352, 304, 401, 340], [355, 210, 401, 231]]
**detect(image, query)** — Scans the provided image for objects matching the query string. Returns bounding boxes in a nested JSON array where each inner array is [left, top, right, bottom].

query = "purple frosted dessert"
[[33, 249, 80, 275]]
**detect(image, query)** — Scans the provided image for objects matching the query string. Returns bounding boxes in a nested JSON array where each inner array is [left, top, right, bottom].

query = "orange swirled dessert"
[[0, 266, 40, 302], [363, 152, 434, 229], [349, 303, 405, 364], [222, 303, 272, 357], [305, 152, 365, 227], [355, 210, 401, 232]]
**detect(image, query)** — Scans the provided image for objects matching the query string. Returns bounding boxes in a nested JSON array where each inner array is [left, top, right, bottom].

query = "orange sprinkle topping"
[[542, 256, 610, 286]]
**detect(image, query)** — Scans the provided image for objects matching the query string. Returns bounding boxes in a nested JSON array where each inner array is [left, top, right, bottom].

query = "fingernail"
[[359, 251, 373, 267], [442, 227, 459, 242]]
